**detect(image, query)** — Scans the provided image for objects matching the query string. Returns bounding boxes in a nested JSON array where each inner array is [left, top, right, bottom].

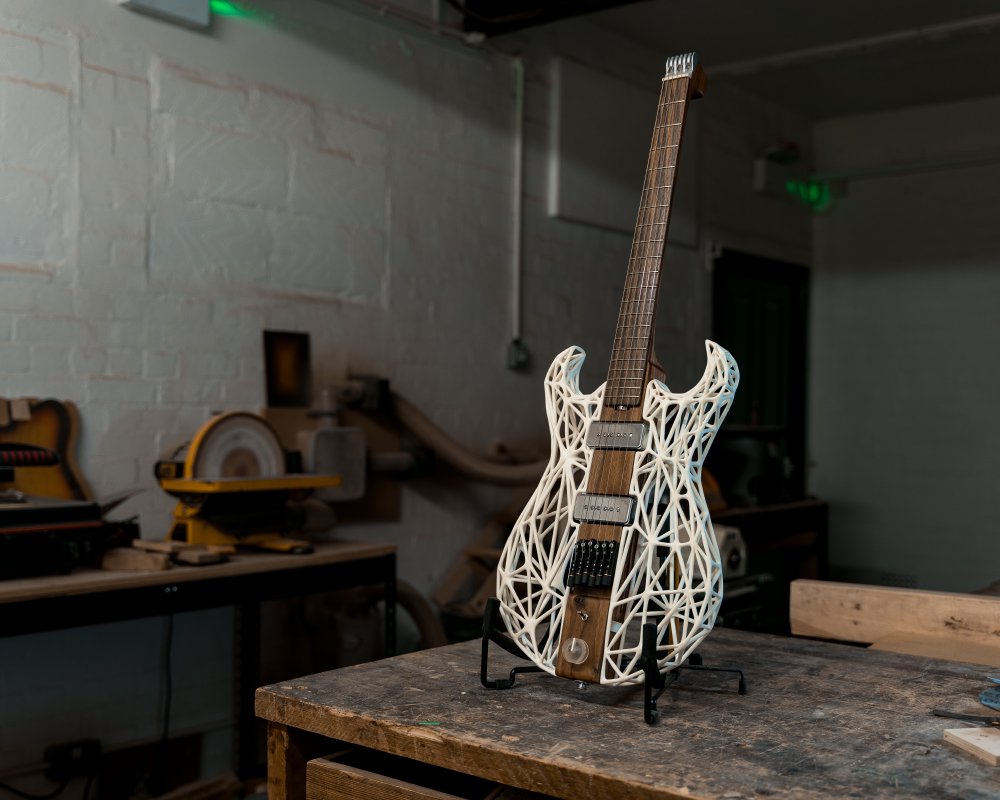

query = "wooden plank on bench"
[[790, 579, 1000, 652]]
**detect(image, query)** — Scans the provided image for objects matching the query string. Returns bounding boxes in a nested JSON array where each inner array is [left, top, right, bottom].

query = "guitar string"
[[610, 78, 675, 520], [610, 76, 689, 640], [589, 84, 669, 524], [609, 87, 685, 406], [601, 81, 680, 530], [628, 82, 685, 399], [592, 81, 679, 533], [573, 76, 689, 671], [613, 83, 682, 422]]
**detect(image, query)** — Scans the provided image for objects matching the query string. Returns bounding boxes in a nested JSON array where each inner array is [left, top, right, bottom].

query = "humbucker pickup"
[[572, 492, 636, 526], [585, 421, 649, 451]]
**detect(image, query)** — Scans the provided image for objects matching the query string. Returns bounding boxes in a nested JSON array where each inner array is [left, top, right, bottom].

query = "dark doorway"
[[707, 249, 809, 506]]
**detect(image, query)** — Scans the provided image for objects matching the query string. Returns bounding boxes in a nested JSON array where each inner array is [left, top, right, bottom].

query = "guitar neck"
[[604, 57, 705, 410]]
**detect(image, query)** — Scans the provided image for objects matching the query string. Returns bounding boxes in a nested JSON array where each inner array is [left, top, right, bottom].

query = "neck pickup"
[[586, 421, 649, 451]]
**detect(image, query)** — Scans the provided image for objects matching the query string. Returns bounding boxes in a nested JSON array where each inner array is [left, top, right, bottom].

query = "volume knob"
[[561, 637, 590, 665]]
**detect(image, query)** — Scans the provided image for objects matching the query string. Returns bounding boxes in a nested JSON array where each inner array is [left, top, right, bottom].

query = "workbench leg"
[[237, 601, 262, 777], [385, 554, 397, 657], [267, 723, 308, 800]]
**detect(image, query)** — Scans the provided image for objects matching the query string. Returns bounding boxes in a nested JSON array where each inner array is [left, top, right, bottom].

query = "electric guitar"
[[0, 397, 94, 501], [496, 53, 739, 686]]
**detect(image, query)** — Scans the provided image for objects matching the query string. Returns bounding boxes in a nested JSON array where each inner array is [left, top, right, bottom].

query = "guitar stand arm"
[[481, 597, 542, 690], [676, 659, 749, 696], [641, 622, 748, 725]]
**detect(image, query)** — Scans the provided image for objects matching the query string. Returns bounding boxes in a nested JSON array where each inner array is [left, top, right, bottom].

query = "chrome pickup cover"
[[585, 421, 649, 451], [572, 493, 637, 526]]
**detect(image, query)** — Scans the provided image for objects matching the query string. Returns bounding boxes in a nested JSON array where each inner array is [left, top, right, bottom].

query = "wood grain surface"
[[790, 579, 1000, 647], [257, 629, 1000, 800]]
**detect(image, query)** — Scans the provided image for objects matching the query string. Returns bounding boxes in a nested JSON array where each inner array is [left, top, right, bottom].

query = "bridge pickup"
[[572, 493, 636, 526], [585, 421, 649, 451]]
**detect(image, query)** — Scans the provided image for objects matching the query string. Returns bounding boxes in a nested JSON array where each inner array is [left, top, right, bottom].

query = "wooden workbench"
[[0, 540, 397, 776], [0, 540, 396, 636], [257, 627, 1000, 800]]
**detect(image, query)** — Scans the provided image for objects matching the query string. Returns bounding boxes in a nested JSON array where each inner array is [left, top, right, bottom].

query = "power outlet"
[[44, 739, 101, 783]]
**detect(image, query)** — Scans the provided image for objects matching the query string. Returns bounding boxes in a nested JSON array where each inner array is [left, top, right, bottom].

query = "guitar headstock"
[[664, 51, 706, 99]]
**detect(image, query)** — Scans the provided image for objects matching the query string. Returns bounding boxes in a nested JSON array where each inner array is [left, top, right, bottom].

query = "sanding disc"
[[189, 413, 285, 480]]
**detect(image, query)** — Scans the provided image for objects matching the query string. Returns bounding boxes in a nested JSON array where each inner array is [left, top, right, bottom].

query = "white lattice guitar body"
[[496, 341, 738, 684], [489, 54, 742, 704]]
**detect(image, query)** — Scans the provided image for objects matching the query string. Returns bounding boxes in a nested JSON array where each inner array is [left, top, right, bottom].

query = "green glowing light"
[[209, 0, 274, 23], [210, 0, 250, 17], [785, 178, 831, 211]]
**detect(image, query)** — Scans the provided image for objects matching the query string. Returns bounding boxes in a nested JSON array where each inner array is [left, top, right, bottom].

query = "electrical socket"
[[43, 739, 101, 783]]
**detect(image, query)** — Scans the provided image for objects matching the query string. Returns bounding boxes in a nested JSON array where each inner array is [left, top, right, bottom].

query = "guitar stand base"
[[480, 597, 542, 690], [640, 622, 748, 725], [480, 599, 747, 726]]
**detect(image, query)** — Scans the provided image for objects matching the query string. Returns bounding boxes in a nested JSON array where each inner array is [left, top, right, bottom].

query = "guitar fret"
[[603, 70, 692, 408]]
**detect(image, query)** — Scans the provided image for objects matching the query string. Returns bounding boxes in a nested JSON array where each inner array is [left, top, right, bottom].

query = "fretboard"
[[604, 72, 694, 408]]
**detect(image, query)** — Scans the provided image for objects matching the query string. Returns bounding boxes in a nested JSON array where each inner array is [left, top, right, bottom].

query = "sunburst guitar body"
[[496, 53, 739, 686]]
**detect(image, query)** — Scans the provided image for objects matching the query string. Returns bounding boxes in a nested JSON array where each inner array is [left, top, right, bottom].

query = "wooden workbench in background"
[[258, 627, 1000, 800], [0, 540, 397, 776]]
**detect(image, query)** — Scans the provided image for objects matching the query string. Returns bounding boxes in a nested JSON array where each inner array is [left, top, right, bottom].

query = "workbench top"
[[257, 627, 1000, 800], [0, 539, 395, 603]]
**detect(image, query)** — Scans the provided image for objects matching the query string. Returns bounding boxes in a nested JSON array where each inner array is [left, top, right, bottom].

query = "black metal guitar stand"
[[640, 622, 748, 724], [480, 598, 747, 725], [480, 597, 543, 690]]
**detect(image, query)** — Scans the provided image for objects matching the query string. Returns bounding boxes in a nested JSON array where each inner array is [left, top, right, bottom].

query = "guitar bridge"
[[566, 539, 620, 588], [572, 492, 636, 526]]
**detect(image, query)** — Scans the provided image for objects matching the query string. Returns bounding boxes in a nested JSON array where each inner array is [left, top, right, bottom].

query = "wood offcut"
[[790, 579, 1000, 665]]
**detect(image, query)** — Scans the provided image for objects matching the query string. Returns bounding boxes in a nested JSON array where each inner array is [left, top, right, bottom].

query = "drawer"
[[306, 748, 551, 800]]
